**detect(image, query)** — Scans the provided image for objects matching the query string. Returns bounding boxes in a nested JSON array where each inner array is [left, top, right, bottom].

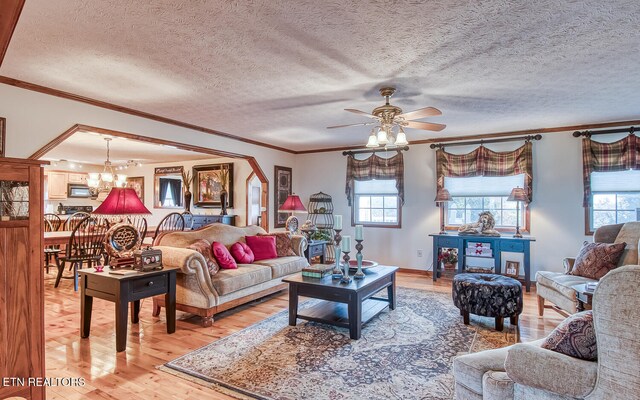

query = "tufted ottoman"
[[452, 273, 523, 331]]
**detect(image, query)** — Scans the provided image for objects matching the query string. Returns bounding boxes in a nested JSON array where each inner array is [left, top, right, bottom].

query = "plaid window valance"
[[582, 134, 640, 207], [436, 142, 533, 202], [345, 153, 404, 206]]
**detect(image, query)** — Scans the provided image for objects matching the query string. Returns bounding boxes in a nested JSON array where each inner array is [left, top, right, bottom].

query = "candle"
[[334, 215, 342, 230], [341, 236, 351, 252], [355, 225, 363, 240]]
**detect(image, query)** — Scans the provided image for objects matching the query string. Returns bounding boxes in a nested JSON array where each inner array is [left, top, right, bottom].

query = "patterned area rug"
[[162, 288, 516, 400]]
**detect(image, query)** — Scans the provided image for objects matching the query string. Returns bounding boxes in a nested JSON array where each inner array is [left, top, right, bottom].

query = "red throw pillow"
[[245, 235, 278, 261], [230, 242, 255, 264], [258, 232, 297, 257], [211, 242, 238, 269]]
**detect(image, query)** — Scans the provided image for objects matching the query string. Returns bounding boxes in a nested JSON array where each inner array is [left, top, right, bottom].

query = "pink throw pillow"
[[230, 242, 255, 264], [245, 235, 278, 261], [211, 242, 238, 269]]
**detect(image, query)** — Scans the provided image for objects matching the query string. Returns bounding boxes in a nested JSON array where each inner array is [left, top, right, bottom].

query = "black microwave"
[[68, 184, 92, 198]]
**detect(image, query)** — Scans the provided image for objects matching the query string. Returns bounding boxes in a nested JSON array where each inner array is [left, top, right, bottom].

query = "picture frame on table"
[[0, 117, 5, 157], [192, 163, 234, 207], [505, 260, 520, 278], [126, 177, 145, 203], [274, 166, 292, 228]]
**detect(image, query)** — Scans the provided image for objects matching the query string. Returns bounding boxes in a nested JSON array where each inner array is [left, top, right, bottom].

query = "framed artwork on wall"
[[0, 117, 5, 157], [126, 177, 145, 203], [192, 163, 234, 207], [274, 165, 292, 228]]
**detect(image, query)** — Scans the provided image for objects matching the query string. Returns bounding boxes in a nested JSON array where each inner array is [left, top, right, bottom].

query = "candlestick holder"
[[332, 229, 343, 279], [354, 239, 365, 280], [340, 251, 352, 283]]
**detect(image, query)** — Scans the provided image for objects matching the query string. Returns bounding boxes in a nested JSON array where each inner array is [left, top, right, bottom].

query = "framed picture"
[[274, 166, 292, 228], [126, 176, 145, 203], [505, 261, 520, 278], [0, 117, 5, 157], [192, 163, 234, 207]]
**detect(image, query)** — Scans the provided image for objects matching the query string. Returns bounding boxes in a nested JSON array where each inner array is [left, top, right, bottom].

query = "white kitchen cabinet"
[[68, 173, 88, 184], [47, 172, 68, 199]]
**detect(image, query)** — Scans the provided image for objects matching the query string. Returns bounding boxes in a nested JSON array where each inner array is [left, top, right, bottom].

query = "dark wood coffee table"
[[283, 265, 398, 339], [573, 283, 595, 312]]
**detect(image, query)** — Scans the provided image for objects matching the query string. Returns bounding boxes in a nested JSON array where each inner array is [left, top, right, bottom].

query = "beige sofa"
[[536, 222, 640, 316], [151, 223, 309, 326], [453, 265, 640, 399]]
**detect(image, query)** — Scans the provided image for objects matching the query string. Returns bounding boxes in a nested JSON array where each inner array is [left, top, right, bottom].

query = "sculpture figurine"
[[458, 211, 501, 236]]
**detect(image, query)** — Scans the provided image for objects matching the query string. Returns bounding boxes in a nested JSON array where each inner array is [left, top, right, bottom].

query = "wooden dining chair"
[[57, 216, 109, 291], [181, 211, 194, 230], [43, 219, 63, 278], [64, 211, 91, 231], [44, 213, 63, 231], [153, 212, 185, 242], [127, 215, 148, 242]]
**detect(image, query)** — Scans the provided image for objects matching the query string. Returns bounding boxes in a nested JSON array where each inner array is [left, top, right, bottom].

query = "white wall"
[[0, 84, 296, 228], [294, 132, 592, 275]]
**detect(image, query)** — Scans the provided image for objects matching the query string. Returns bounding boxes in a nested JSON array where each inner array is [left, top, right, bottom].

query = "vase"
[[184, 190, 192, 212], [220, 189, 228, 216]]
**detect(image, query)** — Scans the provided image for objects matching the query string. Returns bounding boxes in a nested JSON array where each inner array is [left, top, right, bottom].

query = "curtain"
[[168, 179, 182, 207], [582, 134, 640, 207], [159, 178, 170, 206], [345, 152, 404, 206], [436, 141, 533, 202]]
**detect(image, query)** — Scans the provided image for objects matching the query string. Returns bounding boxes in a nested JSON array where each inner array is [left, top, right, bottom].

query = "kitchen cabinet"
[[47, 171, 68, 199], [68, 172, 88, 184]]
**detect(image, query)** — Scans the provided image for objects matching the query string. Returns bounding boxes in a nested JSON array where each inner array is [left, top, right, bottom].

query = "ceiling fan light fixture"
[[366, 132, 379, 148], [395, 128, 408, 146], [377, 127, 389, 144]]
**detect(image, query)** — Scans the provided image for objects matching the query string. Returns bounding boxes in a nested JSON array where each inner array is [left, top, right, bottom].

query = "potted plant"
[[181, 169, 193, 212], [438, 248, 458, 270]]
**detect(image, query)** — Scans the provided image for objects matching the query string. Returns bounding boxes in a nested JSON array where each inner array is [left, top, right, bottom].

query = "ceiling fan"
[[327, 87, 446, 148]]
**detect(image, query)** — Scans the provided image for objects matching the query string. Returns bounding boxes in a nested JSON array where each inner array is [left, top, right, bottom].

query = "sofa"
[[453, 265, 640, 400], [151, 223, 309, 326], [536, 222, 640, 316]]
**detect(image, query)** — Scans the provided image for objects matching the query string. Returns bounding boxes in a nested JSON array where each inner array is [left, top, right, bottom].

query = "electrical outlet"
[[417, 249, 423, 258]]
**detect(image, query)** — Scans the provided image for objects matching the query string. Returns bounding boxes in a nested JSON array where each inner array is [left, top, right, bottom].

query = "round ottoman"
[[452, 273, 523, 331]]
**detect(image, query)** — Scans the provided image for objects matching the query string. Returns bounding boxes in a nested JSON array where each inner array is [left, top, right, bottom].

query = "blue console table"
[[429, 233, 535, 292]]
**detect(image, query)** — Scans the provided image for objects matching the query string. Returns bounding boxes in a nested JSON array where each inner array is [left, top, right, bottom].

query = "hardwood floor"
[[43, 269, 565, 399]]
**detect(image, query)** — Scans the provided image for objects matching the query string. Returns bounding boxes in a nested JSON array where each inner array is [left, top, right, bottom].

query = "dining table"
[[44, 227, 157, 246]]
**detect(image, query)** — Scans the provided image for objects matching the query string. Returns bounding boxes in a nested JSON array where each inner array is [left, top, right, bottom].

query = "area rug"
[[161, 288, 516, 400]]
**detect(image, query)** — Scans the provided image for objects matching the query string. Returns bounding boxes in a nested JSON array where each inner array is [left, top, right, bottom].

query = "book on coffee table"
[[302, 264, 334, 278]]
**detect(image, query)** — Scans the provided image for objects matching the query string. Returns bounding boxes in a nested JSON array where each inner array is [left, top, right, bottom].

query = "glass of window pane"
[[371, 209, 384, 222], [467, 197, 482, 208], [384, 196, 397, 208], [484, 197, 501, 210], [617, 194, 640, 211], [451, 197, 465, 209], [359, 209, 371, 222], [358, 196, 370, 208], [593, 211, 616, 228], [448, 209, 464, 225], [617, 211, 636, 223], [371, 196, 384, 208], [502, 210, 517, 226], [384, 209, 398, 223], [502, 196, 517, 209], [593, 194, 615, 209], [466, 209, 482, 224]]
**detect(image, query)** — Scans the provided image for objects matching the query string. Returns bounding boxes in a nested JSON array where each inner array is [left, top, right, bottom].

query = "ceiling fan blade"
[[404, 120, 447, 132], [344, 109, 379, 119], [326, 122, 377, 129], [397, 106, 442, 120]]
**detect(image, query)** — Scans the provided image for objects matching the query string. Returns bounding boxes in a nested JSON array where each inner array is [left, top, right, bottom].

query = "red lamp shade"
[[92, 188, 151, 215], [278, 194, 307, 213]]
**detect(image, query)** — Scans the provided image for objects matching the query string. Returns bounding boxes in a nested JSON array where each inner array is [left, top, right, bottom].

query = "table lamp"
[[278, 194, 307, 234], [507, 187, 528, 238], [434, 188, 452, 234]]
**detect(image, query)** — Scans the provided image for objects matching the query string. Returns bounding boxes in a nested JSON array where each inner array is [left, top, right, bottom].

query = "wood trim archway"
[[29, 123, 270, 231], [0, 0, 25, 67], [245, 172, 269, 231]]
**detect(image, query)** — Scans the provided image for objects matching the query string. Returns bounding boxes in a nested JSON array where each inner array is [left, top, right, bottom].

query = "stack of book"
[[465, 242, 495, 273], [301, 264, 334, 278]]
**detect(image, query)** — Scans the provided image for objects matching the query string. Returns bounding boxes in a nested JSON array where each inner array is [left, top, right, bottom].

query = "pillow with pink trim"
[[230, 242, 255, 264], [211, 242, 238, 269], [245, 235, 278, 261]]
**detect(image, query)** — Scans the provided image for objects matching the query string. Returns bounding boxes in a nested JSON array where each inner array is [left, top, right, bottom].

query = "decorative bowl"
[[341, 260, 379, 270]]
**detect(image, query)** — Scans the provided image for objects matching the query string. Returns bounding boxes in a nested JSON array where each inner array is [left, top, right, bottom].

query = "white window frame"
[[352, 179, 401, 228]]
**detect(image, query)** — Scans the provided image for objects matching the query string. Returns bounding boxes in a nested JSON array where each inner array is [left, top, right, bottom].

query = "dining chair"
[[181, 211, 194, 230], [57, 216, 109, 291], [153, 212, 185, 243], [43, 219, 63, 279], [127, 215, 148, 243], [64, 211, 91, 231], [44, 213, 63, 231]]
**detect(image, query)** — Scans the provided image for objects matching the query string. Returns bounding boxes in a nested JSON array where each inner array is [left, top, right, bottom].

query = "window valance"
[[436, 142, 533, 202], [582, 134, 640, 207], [345, 153, 404, 206]]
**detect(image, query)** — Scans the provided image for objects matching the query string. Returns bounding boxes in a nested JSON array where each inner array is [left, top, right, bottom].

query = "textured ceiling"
[[44, 131, 214, 165], [3, 0, 640, 151]]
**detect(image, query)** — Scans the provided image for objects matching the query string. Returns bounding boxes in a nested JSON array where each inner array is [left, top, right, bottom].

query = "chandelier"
[[88, 138, 127, 196], [365, 124, 408, 148]]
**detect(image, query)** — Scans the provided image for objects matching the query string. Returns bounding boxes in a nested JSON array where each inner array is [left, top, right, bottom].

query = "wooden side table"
[[79, 267, 177, 352], [304, 240, 327, 264], [573, 283, 595, 312]]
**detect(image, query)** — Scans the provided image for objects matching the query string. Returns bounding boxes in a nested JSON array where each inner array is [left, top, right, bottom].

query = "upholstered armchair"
[[453, 265, 640, 399], [536, 222, 640, 316]]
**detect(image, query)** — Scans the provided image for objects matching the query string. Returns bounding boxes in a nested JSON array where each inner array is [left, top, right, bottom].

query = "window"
[[589, 170, 640, 230], [444, 174, 526, 229], [353, 179, 400, 227]]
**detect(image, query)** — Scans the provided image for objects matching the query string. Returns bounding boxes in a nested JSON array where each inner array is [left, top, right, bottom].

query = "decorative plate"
[[340, 260, 379, 270], [285, 216, 299, 233]]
